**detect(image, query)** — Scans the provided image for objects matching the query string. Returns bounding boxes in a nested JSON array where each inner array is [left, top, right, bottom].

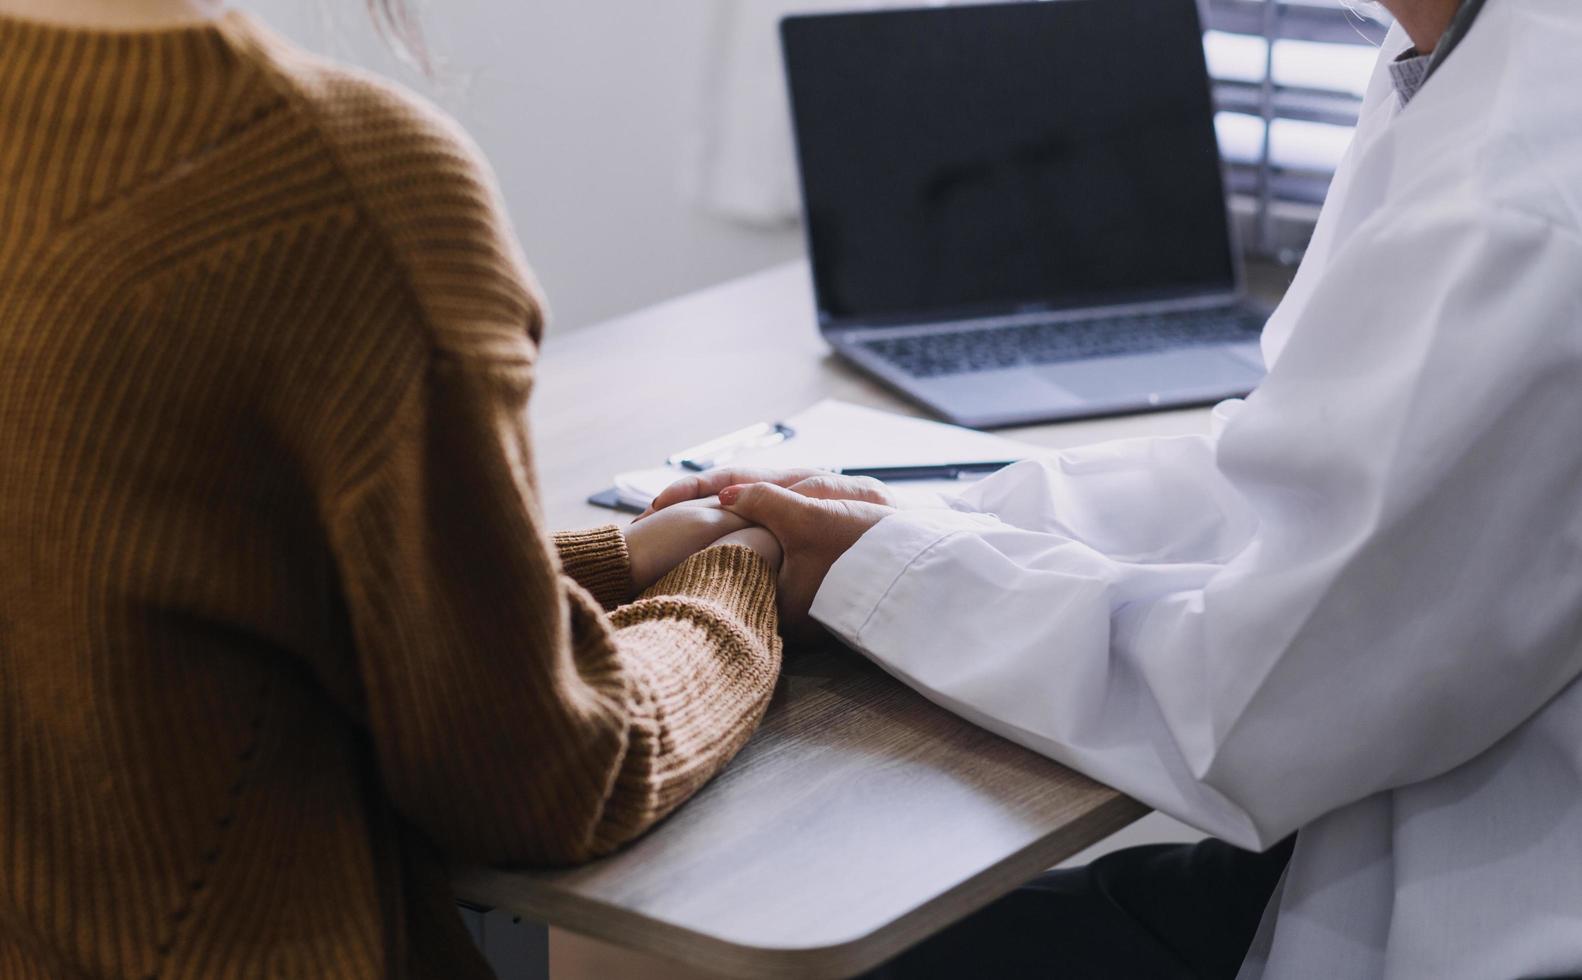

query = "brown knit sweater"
[[0, 11, 781, 979]]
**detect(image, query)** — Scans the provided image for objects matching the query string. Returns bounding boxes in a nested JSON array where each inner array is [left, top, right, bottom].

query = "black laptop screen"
[[782, 0, 1237, 326]]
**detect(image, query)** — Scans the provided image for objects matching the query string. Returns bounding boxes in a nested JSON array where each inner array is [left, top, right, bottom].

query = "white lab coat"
[[811, 0, 1582, 976]]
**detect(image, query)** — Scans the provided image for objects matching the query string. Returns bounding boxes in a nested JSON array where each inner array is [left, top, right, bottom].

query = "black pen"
[[836, 461, 1022, 482]]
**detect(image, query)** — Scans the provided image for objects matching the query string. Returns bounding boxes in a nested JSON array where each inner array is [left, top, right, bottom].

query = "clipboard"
[[588, 400, 1043, 515]]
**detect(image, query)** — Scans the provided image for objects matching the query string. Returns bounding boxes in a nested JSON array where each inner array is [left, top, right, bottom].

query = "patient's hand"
[[713, 526, 784, 575], [638, 468, 900, 521], [717, 482, 895, 628], [623, 500, 752, 592]]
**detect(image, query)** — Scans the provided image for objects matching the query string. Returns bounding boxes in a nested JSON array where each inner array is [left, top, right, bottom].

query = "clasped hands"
[[622, 468, 901, 629]]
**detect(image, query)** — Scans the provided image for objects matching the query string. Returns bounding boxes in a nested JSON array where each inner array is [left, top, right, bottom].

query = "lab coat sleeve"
[[953, 425, 1259, 566], [812, 204, 1582, 850]]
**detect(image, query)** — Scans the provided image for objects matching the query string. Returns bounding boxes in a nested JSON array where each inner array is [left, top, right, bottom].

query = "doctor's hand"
[[718, 482, 895, 630], [622, 500, 752, 594], [637, 468, 900, 521]]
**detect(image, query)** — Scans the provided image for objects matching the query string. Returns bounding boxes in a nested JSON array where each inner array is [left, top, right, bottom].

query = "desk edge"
[[455, 793, 1149, 980]]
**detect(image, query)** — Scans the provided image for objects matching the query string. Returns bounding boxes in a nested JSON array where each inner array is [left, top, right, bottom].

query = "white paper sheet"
[[611, 400, 1048, 510]]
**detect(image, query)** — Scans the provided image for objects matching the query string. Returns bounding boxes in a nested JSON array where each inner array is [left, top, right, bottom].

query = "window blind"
[[1202, 0, 1389, 260]]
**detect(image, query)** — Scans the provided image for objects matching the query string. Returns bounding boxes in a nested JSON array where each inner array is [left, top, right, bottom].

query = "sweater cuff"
[[642, 544, 779, 644], [554, 525, 634, 610]]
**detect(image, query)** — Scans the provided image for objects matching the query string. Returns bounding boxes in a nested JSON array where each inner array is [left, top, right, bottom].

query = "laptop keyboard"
[[858, 309, 1267, 379]]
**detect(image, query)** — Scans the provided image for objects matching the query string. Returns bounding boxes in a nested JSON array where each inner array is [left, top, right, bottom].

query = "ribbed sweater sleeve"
[[292, 67, 782, 866], [330, 346, 781, 867], [553, 526, 635, 610]]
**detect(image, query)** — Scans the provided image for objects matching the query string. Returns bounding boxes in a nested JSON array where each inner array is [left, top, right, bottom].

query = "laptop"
[[780, 0, 1269, 429]]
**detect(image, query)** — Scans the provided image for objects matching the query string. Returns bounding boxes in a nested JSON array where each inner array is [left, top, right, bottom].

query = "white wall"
[[241, 0, 805, 332]]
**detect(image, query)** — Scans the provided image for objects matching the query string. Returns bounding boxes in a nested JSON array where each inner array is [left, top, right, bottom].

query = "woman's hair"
[[1339, 0, 1390, 25], [366, 0, 432, 76]]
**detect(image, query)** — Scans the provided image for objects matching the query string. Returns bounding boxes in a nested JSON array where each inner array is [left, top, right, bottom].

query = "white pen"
[[667, 422, 796, 472]]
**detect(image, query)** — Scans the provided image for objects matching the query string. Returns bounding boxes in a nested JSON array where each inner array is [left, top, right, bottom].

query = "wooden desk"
[[454, 261, 1234, 979]]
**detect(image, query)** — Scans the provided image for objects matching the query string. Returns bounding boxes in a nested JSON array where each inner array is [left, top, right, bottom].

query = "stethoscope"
[[1423, 0, 1490, 84]]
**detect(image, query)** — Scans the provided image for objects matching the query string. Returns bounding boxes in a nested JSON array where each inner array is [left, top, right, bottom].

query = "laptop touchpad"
[[1038, 348, 1262, 400]]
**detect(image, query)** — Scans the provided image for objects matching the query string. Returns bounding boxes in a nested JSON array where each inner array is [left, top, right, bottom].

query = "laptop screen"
[[782, 0, 1238, 328]]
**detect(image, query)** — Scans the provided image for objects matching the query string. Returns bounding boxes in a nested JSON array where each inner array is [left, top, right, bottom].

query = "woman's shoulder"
[[226, 13, 546, 355]]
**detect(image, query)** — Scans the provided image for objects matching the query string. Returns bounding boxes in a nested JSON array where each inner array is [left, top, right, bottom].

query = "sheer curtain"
[[690, 0, 959, 227]]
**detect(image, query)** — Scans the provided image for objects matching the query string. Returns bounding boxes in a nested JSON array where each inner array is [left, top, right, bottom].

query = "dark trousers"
[[866, 836, 1296, 980]]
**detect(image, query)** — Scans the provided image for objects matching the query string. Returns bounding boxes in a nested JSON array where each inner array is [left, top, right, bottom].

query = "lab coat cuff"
[[811, 509, 998, 644], [885, 485, 957, 511]]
